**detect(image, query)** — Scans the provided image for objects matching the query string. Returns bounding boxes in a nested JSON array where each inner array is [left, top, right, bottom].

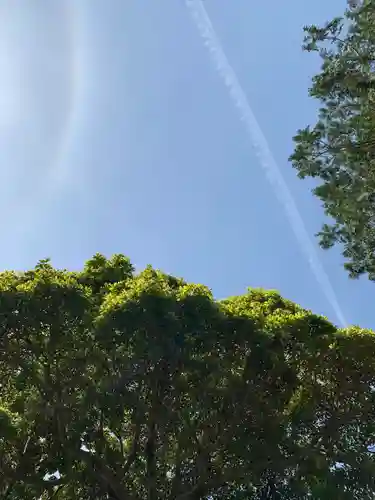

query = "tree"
[[1, 254, 375, 499], [289, 0, 375, 280]]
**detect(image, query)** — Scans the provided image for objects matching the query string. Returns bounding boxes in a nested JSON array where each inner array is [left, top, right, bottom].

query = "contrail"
[[186, 0, 347, 327]]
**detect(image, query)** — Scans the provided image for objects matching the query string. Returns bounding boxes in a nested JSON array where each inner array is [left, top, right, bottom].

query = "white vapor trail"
[[186, 0, 347, 327]]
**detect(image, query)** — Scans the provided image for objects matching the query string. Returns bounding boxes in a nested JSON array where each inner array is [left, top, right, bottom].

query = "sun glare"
[[0, 31, 24, 132]]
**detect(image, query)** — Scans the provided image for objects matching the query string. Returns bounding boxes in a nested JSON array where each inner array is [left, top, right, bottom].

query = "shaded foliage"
[[290, 0, 375, 280], [0, 254, 375, 498]]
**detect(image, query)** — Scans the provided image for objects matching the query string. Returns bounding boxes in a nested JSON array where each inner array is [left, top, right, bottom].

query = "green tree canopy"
[[0, 254, 375, 499], [290, 0, 375, 280]]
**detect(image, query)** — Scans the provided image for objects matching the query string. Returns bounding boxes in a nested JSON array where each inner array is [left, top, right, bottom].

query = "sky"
[[0, 0, 373, 329]]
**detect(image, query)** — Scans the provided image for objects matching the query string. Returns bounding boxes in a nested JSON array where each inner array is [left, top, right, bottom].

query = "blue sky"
[[1, 0, 373, 328]]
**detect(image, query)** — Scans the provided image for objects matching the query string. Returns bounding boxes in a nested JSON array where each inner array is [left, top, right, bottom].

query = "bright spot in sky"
[[0, 0, 86, 248], [0, 46, 23, 131]]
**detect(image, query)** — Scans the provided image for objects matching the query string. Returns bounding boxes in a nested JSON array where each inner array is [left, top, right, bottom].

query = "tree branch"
[[145, 410, 158, 500], [48, 484, 66, 499], [170, 438, 183, 499], [123, 420, 141, 475], [175, 472, 228, 500], [78, 448, 137, 500]]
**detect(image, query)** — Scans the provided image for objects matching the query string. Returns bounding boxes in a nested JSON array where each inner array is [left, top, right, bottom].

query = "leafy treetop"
[[1, 254, 375, 499], [290, 0, 375, 280]]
